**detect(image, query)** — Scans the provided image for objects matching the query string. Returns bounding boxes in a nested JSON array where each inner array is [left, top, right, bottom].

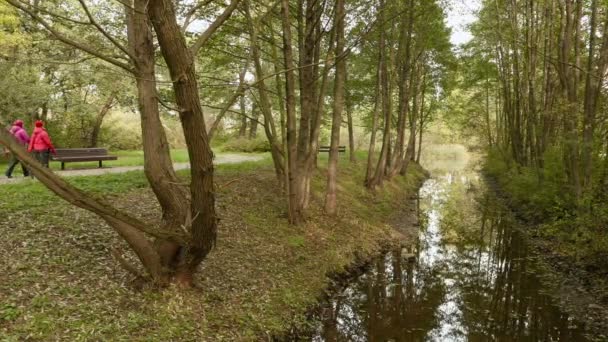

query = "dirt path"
[[0, 153, 263, 185]]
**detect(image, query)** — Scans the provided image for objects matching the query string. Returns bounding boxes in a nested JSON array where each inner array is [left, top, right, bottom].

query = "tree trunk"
[[90, 91, 117, 148], [324, 0, 346, 215], [244, 1, 286, 184], [280, 0, 304, 224], [389, 0, 414, 177], [368, 0, 390, 189], [345, 71, 356, 163], [249, 103, 259, 139], [148, 0, 218, 285], [365, 42, 383, 186]]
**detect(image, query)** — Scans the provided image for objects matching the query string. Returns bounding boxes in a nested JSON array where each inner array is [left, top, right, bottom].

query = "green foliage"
[[484, 148, 574, 221], [484, 147, 608, 277]]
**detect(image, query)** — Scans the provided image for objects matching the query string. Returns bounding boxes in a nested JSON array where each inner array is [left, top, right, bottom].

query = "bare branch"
[[189, 0, 242, 55], [181, 0, 215, 33], [77, 0, 137, 62]]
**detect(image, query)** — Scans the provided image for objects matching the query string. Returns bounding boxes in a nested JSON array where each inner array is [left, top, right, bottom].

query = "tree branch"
[[189, 0, 242, 55], [77, 0, 138, 63], [6, 0, 134, 73]]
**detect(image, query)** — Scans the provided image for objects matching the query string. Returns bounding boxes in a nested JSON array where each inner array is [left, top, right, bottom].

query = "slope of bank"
[[484, 150, 608, 338], [0, 155, 426, 341]]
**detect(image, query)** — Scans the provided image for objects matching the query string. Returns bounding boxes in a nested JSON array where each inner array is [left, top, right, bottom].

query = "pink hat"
[[35, 120, 43, 128], [13, 120, 23, 127]]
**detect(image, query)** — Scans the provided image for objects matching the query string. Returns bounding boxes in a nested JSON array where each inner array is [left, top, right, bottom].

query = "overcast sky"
[[446, 0, 481, 46]]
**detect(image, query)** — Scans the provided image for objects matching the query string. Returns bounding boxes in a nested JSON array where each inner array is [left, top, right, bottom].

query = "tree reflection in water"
[[315, 173, 588, 342]]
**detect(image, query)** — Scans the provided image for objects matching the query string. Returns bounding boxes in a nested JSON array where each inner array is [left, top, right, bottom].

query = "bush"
[[483, 147, 574, 222], [221, 136, 271, 153]]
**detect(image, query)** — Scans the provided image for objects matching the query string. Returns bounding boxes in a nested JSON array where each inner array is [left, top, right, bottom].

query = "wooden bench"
[[51, 148, 118, 170], [319, 145, 346, 153]]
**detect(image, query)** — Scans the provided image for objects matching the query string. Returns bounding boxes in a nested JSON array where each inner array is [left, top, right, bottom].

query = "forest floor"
[[0, 153, 263, 185], [0, 153, 427, 341]]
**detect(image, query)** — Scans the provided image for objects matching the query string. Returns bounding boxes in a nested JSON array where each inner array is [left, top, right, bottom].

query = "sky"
[[445, 0, 482, 46]]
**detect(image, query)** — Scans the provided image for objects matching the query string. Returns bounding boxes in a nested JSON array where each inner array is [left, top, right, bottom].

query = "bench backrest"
[[55, 148, 109, 157], [319, 146, 346, 152]]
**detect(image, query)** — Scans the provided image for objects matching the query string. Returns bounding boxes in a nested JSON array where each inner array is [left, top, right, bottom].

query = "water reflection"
[[315, 173, 588, 341]]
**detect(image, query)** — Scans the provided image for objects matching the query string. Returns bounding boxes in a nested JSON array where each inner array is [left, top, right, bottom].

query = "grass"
[[0, 148, 264, 173], [0, 149, 190, 173], [0, 152, 427, 341]]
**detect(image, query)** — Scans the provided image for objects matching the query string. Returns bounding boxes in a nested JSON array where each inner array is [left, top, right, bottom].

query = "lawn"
[[0, 152, 427, 341], [0, 149, 190, 174]]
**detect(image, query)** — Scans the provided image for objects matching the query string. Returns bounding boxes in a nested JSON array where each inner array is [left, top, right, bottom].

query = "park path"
[[0, 153, 263, 185]]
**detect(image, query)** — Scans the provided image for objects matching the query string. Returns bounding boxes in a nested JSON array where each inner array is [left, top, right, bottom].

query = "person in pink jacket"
[[28, 120, 56, 168], [4, 119, 30, 178]]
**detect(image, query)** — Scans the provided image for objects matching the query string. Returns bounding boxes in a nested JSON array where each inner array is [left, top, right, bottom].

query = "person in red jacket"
[[28, 120, 56, 168]]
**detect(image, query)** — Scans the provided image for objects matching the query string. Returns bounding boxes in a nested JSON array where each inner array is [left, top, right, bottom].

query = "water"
[[314, 172, 589, 341]]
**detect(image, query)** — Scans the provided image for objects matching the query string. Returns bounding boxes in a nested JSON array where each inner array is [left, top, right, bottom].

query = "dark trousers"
[[33, 150, 50, 168], [5, 154, 29, 177]]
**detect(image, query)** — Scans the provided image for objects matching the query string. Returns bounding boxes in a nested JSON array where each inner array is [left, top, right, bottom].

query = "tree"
[[324, 0, 347, 215], [2, 0, 240, 286]]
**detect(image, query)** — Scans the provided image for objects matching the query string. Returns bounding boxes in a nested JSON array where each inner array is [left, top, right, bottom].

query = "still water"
[[314, 172, 589, 341]]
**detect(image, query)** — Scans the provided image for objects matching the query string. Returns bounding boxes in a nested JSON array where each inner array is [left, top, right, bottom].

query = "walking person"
[[28, 120, 56, 168], [4, 119, 30, 178]]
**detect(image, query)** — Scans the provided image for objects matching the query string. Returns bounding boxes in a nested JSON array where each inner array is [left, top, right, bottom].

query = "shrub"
[[221, 136, 271, 153]]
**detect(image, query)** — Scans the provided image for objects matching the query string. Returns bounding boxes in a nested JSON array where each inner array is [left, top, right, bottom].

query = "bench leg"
[[99, 161, 102, 168], [61, 162, 65, 170]]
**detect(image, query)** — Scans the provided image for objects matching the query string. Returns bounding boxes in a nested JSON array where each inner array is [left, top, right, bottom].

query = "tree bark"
[[249, 103, 259, 138], [368, 0, 391, 189], [280, 0, 303, 224], [365, 41, 383, 186], [345, 71, 356, 163], [90, 91, 117, 148]]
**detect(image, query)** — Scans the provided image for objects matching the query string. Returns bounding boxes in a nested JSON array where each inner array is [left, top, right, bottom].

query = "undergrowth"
[[484, 147, 608, 268]]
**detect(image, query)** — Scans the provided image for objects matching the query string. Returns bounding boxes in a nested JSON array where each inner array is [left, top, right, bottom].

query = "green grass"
[[0, 149, 190, 173]]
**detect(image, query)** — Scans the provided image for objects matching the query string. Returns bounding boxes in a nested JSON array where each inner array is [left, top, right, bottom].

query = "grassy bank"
[[484, 149, 608, 304], [0, 154, 426, 341]]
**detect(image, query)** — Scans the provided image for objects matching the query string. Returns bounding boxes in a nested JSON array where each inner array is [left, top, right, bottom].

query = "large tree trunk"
[[90, 91, 117, 148], [324, 0, 346, 215], [296, 0, 318, 197], [126, 0, 193, 277], [0, 128, 191, 286], [148, 0, 218, 285]]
